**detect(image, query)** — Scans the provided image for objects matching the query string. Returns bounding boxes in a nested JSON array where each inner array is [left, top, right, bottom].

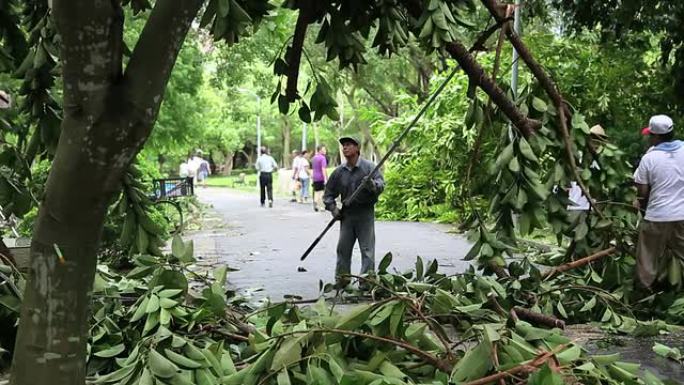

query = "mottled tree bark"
[[11, 1, 203, 384]]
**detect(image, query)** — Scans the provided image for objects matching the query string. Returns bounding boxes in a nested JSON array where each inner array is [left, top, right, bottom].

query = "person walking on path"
[[255, 147, 278, 208], [633, 114, 684, 289], [291, 150, 303, 202], [296, 150, 311, 203], [311, 145, 328, 211], [197, 157, 211, 188], [324, 136, 384, 288]]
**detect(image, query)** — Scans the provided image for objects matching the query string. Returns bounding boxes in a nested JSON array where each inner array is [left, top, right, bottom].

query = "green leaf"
[[94, 344, 126, 358], [335, 303, 375, 330], [298, 104, 311, 123], [131, 296, 149, 322], [378, 252, 393, 273], [483, 324, 500, 342], [136, 225, 149, 254], [277, 370, 292, 385], [508, 157, 520, 173], [495, 143, 514, 170], [271, 338, 302, 371], [369, 301, 397, 326], [518, 137, 538, 163], [93, 363, 137, 384], [139, 368, 154, 385], [146, 295, 160, 313], [527, 364, 563, 385], [278, 95, 290, 115], [274, 58, 288, 75], [592, 353, 621, 365], [419, 17, 434, 39], [159, 289, 183, 298], [451, 341, 493, 382], [579, 296, 597, 312], [160, 308, 171, 325], [165, 348, 203, 369], [213, 266, 228, 286], [217, 0, 230, 17], [653, 342, 682, 361], [531, 97, 548, 112], [172, 235, 186, 260], [149, 349, 180, 378], [415, 256, 424, 280], [556, 345, 581, 365], [601, 307, 613, 322], [556, 301, 568, 319], [643, 370, 666, 385], [574, 222, 588, 241]]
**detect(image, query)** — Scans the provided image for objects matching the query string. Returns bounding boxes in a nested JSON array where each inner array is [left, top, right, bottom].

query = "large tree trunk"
[[11, 1, 203, 384], [11, 124, 120, 384], [222, 151, 234, 176]]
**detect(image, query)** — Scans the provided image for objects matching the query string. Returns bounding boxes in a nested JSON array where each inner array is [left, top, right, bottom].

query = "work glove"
[[362, 176, 377, 193], [331, 207, 342, 220]]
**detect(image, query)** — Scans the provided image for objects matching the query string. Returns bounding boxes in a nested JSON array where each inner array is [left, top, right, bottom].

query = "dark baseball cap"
[[339, 136, 360, 146]]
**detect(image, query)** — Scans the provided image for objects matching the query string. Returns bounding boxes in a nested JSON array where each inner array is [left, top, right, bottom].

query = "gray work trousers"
[[637, 220, 684, 288], [336, 209, 375, 280]]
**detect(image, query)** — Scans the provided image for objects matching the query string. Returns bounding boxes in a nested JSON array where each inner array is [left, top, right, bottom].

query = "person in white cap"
[[633, 114, 684, 288]]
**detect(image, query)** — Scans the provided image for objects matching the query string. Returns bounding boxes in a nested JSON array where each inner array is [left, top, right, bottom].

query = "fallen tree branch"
[[463, 344, 565, 385], [513, 306, 565, 329], [444, 40, 540, 138], [465, 19, 509, 191], [480, 0, 605, 219], [544, 246, 618, 278], [400, 0, 540, 137], [274, 327, 453, 373]]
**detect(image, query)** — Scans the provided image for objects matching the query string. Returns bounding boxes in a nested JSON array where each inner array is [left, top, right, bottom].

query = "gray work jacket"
[[323, 158, 384, 212]]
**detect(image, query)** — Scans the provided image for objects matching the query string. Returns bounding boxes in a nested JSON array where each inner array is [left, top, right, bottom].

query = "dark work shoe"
[[269, 201, 273, 208], [260, 203, 265, 207]]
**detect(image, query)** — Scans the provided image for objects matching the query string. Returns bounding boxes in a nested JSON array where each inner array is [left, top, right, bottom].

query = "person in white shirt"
[[255, 147, 278, 207], [296, 150, 311, 203], [567, 125, 607, 211], [291, 150, 303, 203], [633, 114, 684, 288], [179, 161, 189, 178]]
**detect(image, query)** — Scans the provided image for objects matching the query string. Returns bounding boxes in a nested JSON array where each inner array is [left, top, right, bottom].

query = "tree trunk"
[[11, 125, 118, 384], [11, 0, 203, 384], [222, 151, 234, 176]]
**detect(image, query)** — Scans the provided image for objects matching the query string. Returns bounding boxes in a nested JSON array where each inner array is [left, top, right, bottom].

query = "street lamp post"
[[302, 122, 307, 151]]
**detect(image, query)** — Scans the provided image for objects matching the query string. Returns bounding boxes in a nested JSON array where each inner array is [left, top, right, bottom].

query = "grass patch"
[[205, 172, 289, 197]]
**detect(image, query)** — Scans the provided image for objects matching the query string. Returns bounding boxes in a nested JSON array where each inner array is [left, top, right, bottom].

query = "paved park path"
[[191, 187, 472, 301]]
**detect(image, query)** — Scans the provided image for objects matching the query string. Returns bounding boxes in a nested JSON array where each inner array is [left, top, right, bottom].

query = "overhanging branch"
[[286, 1, 314, 102]]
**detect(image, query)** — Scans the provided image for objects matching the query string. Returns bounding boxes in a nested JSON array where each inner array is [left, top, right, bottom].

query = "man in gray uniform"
[[323, 136, 384, 287]]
